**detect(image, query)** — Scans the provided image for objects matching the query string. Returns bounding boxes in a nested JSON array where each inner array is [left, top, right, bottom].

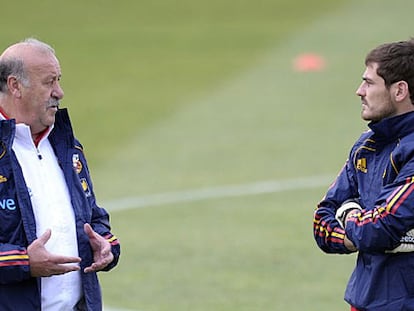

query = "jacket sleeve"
[[345, 146, 414, 252], [75, 141, 121, 271], [0, 243, 31, 284], [313, 156, 359, 254], [89, 196, 121, 271]]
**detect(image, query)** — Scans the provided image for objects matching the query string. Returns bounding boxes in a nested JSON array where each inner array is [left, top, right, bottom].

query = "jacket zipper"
[[36, 148, 43, 160]]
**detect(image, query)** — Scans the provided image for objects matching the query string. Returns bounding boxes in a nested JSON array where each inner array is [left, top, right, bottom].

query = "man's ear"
[[394, 80, 409, 102], [7, 76, 22, 98]]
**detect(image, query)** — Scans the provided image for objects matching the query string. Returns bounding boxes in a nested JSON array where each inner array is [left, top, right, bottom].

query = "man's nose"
[[52, 82, 64, 99]]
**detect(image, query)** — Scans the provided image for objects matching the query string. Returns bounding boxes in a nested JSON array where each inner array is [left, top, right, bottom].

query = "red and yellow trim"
[[0, 249, 29, 267]]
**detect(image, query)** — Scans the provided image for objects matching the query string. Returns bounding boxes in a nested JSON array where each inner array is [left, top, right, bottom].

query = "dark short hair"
[[365, 39, 414, 103]]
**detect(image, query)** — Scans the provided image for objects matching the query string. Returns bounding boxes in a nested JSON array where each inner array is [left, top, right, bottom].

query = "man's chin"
[[361, 112, 371, 121], [44, 116, 56, 128]]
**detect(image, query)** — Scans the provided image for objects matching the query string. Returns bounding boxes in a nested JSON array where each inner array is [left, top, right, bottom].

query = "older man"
[[0, 38, 120, 310]]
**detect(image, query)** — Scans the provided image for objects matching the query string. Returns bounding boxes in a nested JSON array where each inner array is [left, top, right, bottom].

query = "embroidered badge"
[[0, 175, 7, 183], [356, 158, 367, 173], [72, 154, 83, 174], [80, 178, 91, 197]]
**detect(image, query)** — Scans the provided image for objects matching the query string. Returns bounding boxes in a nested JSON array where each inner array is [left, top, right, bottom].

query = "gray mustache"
[[47, 98, 60, 108]]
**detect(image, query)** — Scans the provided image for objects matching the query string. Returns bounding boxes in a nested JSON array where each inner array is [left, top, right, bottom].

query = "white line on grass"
[[104, 307, 138, 311], [104, 174, 334, 212]]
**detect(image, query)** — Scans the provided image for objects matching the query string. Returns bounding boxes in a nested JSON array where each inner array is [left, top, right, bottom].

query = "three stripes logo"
[[357, 158, 367, 173]]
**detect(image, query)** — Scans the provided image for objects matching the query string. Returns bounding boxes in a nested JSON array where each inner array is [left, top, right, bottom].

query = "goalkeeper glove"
[[335, 199, 362, 229]]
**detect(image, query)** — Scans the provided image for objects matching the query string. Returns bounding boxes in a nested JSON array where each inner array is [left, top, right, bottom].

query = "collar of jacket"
[[49, 108, 75, 148], [368, 111, 414, 143], [0, 108, 75, 149]]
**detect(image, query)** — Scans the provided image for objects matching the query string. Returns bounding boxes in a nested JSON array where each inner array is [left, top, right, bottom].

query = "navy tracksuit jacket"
[[0, 109, 120, 310], [314, 111, 414, 310]]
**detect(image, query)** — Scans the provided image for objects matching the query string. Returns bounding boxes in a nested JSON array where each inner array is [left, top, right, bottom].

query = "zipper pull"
[[36, 149, 43, 160]]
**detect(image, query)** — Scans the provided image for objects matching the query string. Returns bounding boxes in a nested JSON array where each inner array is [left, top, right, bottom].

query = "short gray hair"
[[0, 58, 28, 92], [0, 38, 55, 93], [21, 37, 55, 55]]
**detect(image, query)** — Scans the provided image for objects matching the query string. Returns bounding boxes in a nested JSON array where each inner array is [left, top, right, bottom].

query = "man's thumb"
[[37, 229, 52, 244]]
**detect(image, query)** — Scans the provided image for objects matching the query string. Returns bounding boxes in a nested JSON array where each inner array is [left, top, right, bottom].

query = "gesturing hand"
[[27, 229, 81, 277], [83, 223, 114, 273]]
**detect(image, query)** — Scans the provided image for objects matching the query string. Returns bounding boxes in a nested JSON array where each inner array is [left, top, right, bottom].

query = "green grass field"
[[3, 0, 414, 310]]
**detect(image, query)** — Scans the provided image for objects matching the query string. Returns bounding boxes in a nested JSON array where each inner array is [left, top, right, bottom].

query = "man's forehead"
[[1, 42, 60, 72], [363, 63, 380, 79], [22, 50, 61, 77], [27, 57, 61, 74]]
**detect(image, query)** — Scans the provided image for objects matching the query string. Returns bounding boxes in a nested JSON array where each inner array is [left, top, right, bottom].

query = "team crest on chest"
[[80, 178, 92, 197], [72, 154, 83, 174]]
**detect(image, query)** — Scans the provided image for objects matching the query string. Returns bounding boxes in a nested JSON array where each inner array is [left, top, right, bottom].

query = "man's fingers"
[[55, 263, 81, 274], [84, 251, 114, 273], [83, 223, 115, 273], [29, 253, 81, 277], [84, 263, 98, 273], [48, 255, 81, 276], [51, 254, 82, 265], [46, 263, 81, 276]]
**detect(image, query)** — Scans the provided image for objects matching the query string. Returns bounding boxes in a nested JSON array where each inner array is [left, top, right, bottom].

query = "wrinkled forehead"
[[27, 52, 61, 76]]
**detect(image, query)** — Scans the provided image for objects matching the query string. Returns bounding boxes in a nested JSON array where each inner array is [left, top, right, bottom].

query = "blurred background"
[[2, 0, 414, 310]]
